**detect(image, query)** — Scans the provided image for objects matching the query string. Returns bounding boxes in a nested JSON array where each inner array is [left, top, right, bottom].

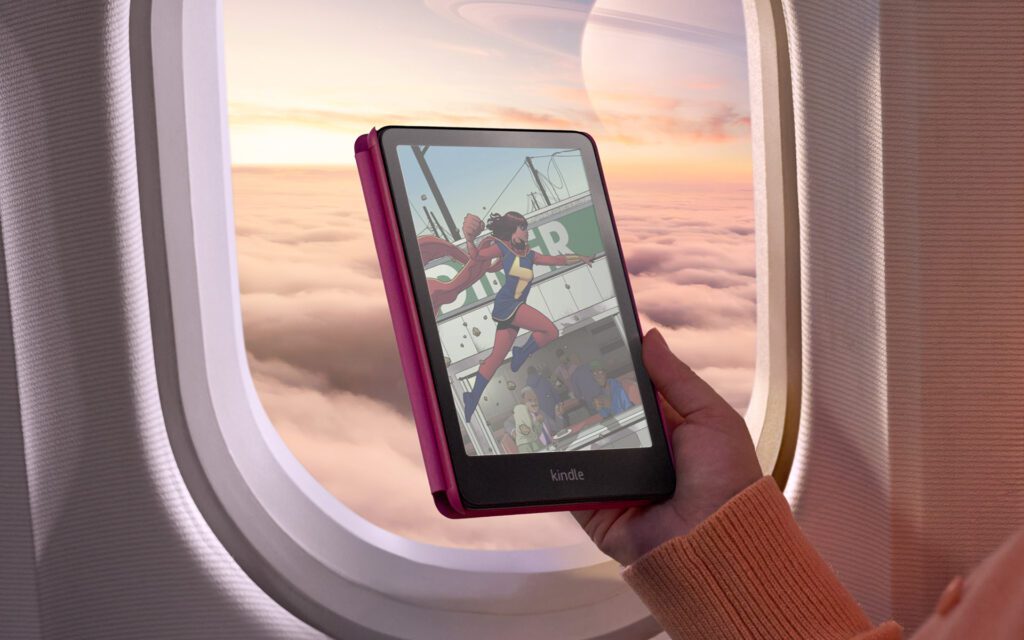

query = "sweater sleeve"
[[622, 476, 903, 640]]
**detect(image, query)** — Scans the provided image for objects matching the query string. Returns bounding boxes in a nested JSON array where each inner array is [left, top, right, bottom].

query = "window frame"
[[742, 0, 802, 485], [132, 0, 799, 637]]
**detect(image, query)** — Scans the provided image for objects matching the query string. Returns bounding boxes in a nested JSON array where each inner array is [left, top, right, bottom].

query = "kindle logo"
[[550, 468, 585, 482]]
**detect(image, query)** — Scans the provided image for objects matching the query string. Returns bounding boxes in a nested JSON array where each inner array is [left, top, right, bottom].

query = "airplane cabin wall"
[[881, 3, 1024, 630], [780, 0, 893, 622], [0, 2, 325, 638], [0, 0, 1021, 638], [783, 0, 1024, 630]]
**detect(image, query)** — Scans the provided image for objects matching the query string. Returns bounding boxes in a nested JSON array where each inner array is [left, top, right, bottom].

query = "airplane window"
[[224, 0, 755, 550]]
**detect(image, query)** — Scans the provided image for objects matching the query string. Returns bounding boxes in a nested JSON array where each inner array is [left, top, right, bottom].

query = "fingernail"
[[647, 327, 664, 343]]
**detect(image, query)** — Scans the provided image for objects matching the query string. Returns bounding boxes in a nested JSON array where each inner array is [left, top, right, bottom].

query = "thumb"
[[642, 328, 731, 419]]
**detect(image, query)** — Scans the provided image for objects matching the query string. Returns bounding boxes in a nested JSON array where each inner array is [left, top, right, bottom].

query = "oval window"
[[225, 0, 755, 549]]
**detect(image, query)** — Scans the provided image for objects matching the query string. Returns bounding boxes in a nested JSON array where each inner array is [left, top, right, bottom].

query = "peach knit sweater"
[[623, 477, 1024, 639]]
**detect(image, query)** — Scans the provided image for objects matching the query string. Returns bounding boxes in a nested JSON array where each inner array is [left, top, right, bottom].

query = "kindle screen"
[[386, 135, 657, 458]]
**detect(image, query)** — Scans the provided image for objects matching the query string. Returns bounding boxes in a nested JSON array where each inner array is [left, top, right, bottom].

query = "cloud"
[[243, 293, 411, 415], [229, 104, 450, 134], [633, 281, 755, 330], [234, 166, 757, 548], [235, 168, 411, 413], [659, 268, 753, 290], [255, 362, 589, 549], [488, 106, 596, 130], [227, 94, 749, 161], [640, 314, 756, 372], [581, 99, 752, 145], [689, 366, 756, 415], [229, 102, 599, 142], [419, 38, 501, 59], [625, 244, 755, 279]]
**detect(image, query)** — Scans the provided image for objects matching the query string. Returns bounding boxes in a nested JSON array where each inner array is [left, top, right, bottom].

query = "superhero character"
[[418, 235, 501, 317], [452, 211, 592, 421]]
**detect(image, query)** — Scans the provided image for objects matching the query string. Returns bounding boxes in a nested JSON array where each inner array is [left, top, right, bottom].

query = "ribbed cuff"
[[623, 477, 902, 640]]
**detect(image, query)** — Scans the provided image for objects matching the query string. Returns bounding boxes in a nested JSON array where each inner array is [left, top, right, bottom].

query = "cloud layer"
[[234, 166, 755, 549]]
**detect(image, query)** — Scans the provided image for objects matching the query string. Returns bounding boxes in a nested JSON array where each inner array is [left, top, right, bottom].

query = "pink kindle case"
[[355, 128, 666, 518]]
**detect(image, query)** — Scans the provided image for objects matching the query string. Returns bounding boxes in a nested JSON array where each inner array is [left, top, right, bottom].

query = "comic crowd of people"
[[503, 346, 639, 454]]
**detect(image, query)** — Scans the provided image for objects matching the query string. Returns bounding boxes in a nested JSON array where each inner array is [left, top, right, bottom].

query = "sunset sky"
[[224, 0, 756, 549], [223, 0, 751, 183]]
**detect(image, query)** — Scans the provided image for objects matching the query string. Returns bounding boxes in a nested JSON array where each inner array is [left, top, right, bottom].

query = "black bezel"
[[378, 126, 675, 510]]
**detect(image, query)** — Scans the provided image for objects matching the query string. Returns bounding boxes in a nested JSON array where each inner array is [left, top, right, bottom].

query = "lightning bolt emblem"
[[509, 256, 533, 299]]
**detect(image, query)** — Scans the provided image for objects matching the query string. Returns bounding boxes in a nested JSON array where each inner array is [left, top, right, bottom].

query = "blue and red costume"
[[420, 213, 591, 423]]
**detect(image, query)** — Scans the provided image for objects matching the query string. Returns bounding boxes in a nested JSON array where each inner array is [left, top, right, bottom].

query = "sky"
[[223, 0, 751, 184], [225, 0, 756, 550]]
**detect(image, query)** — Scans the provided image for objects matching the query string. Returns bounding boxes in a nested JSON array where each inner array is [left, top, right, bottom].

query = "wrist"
[[623, 474, 766, 565]]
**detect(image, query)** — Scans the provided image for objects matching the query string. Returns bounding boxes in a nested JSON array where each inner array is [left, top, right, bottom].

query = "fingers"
[[659, 396, 685, 429], [571, 509, 594, 529], [642, 328, 732, 419], [463, 214, 483, 235]]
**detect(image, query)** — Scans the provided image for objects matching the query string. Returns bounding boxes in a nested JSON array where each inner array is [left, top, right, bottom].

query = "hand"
[[573, 328, 764, 566], [462, 214, 484, 239]]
